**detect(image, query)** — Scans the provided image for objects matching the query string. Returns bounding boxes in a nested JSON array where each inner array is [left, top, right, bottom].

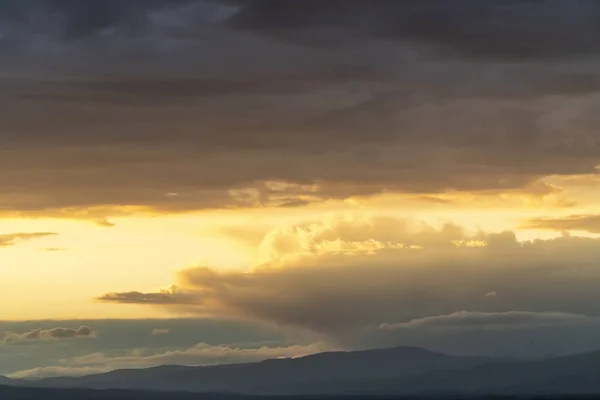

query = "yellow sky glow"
[[2, 180, 599, 320]]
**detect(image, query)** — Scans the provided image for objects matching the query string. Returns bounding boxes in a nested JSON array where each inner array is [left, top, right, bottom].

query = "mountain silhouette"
[[5, 346, 600, 395], [0, 376, 12, 385], [22, 346, 489, 394]]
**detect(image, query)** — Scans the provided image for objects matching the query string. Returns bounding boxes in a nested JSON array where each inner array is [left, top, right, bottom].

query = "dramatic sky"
[[2, 0, 600, 379]]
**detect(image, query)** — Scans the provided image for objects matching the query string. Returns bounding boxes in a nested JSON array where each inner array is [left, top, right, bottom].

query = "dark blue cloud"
[[0, 0, 599, 216], [0, 0, 194, 40], [3, 0, 600, 60], [230, 0, 600, 60]]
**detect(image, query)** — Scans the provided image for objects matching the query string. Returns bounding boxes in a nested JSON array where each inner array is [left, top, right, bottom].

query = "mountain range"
[[3, 346, 600, 396]]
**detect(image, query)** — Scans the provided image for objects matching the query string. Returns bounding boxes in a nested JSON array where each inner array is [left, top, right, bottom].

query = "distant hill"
[[7, 346, 600, 396], [0, 376, 12, 385], [26, 346, 490, 394], [380, 350, 600, 395]]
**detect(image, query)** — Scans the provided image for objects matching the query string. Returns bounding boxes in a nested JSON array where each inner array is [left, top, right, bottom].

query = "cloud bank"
[[0, 1, 599, 218], [8, 342, 328, 379], [2, 326, 95, 345], [379, 311, 594, 332], [97, 216, 600, 352]]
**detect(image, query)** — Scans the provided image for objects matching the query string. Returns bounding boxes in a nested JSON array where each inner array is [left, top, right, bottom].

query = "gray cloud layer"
[[1, 1, 599, 216], [8, 342, 327, 379], [5, 1, 600, 60], [229, 0, 600, 60], [2, 326, 95, 344], [0, 318, 297, 376], [0, 317, 323, 380], [379, 311, 593, 332]]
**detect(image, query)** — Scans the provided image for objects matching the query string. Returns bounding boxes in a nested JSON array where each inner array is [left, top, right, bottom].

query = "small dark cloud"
[[412, 195, 453, 204], [96, 218, 116, 227], [97, 287, 198, 305], [275, 198, 314, 208], [0, 233, 56, 247], [2, 326, 95, 345], [522, 214, 600, 234]]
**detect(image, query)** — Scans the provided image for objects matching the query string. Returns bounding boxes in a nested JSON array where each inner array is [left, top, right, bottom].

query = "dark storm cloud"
[[0, 0, 192, 40], [230, 0, 600, 60], [5, 0, 600, 60], [1, 0, 600, 217]]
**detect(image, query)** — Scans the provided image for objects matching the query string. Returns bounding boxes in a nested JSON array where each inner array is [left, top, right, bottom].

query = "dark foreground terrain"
[[2, 386, 600, 400]]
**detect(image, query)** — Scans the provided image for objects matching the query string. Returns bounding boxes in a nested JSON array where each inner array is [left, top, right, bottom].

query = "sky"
[[2, 0, 600, 379]]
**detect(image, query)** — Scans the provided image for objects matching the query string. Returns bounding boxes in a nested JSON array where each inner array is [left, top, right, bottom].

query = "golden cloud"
[[97, 216, 600, 346]]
